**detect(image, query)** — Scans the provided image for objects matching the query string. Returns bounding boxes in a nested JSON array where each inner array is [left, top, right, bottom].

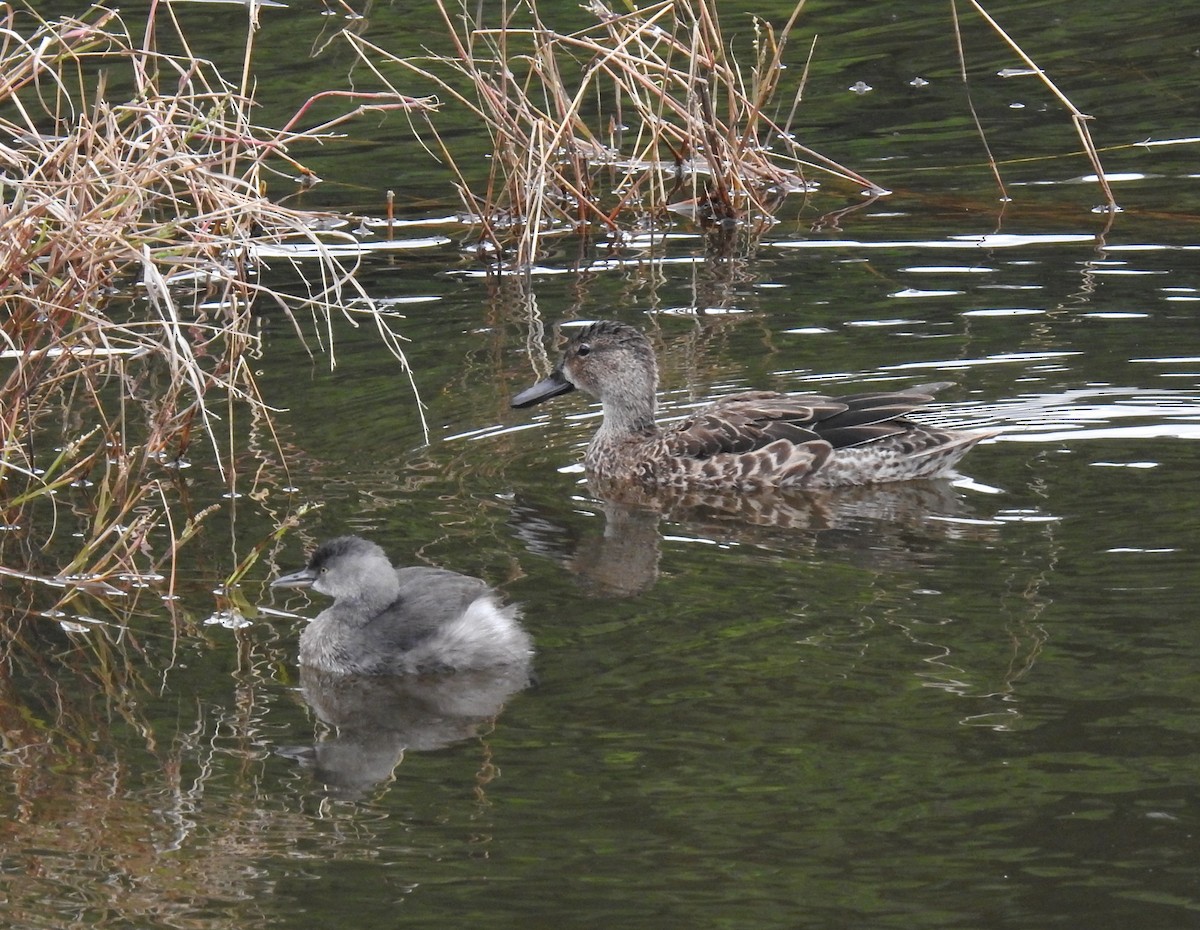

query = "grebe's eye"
[[577, 343, 592, 357]]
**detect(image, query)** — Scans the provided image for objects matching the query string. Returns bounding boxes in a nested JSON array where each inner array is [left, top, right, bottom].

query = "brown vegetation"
[[0, 2, 430, 605], [344, 0, 1113, 269]]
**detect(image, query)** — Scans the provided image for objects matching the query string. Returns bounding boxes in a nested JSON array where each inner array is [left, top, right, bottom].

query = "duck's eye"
[[577, 343, 592, 357]]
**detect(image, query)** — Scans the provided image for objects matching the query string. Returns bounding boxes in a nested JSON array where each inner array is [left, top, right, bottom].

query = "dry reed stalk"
[[343, 0, 877, 270], [341, 0, 1119, 270], [953, 0, 1116, 211], [0, 2, 433, 609]]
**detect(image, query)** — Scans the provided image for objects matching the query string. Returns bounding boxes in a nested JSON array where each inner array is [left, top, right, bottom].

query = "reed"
[[345, 0, 879, 269], [344, 0, 1116, 269], [953, 0, 1116, 212], [0, 2, 432, 609]]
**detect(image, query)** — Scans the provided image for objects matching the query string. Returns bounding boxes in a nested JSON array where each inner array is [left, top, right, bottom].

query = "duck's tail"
[[406, 596, 534, 673]]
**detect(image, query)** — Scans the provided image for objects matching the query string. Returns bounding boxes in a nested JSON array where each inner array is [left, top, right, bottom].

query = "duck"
[[270, 535, 533, 676], [511, 320, 997, 490]]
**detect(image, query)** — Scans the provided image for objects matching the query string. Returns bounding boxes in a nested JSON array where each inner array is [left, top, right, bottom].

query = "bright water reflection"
[[3, 1, 1200, 929]]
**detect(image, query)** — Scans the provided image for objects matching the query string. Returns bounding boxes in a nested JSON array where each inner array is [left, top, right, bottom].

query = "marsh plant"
[[342, 0, 1113, 270], [0, 2, 430, 610], [344, 0, 865, 269]]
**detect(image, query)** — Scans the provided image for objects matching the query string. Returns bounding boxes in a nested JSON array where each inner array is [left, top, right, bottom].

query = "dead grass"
[[952, 0, 1116, 213], [339, 0, 1114, 269], [343, 0, 881, 269], [0, 2, 433, 607]]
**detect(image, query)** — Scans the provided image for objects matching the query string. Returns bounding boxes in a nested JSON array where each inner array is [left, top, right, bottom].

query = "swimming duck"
[[270, 535, 533, 676], [511, 320, 996, 490]]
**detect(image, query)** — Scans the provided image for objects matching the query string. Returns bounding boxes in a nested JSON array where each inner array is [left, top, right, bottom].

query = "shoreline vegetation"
[[347, 0, 881, 270], [0, 2, 430, 611], [1, 0, 1108, 614], [350, 0, 1113, 268]]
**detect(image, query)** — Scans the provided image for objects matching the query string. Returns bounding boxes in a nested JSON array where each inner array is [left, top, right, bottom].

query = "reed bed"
[[344, 0, 1113, 270], [345, 0, 881, 269], [0, 2, 431, 608]]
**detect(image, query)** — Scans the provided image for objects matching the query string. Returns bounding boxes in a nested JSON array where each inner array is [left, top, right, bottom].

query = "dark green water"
[[3, 2, 1200, 928]]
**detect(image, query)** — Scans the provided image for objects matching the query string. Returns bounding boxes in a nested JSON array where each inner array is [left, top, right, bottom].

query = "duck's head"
[[271, 535, 397, 604], [511, 321, 658, 414]]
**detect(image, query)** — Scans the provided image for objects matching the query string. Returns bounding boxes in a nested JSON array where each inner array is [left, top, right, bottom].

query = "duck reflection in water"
[[270, 535, 533, 797], [509, 478, 997, 598], [278, 666, 533, 799]]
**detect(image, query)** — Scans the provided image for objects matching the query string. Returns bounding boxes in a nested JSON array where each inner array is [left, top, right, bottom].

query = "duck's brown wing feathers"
[[666, 387, 949, 459], [668, 398, 827, 457]]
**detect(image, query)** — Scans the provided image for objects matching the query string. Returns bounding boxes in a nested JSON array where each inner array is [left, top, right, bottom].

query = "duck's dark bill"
[[510, 371, 575, 408], [271, 567, 317, 589]]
